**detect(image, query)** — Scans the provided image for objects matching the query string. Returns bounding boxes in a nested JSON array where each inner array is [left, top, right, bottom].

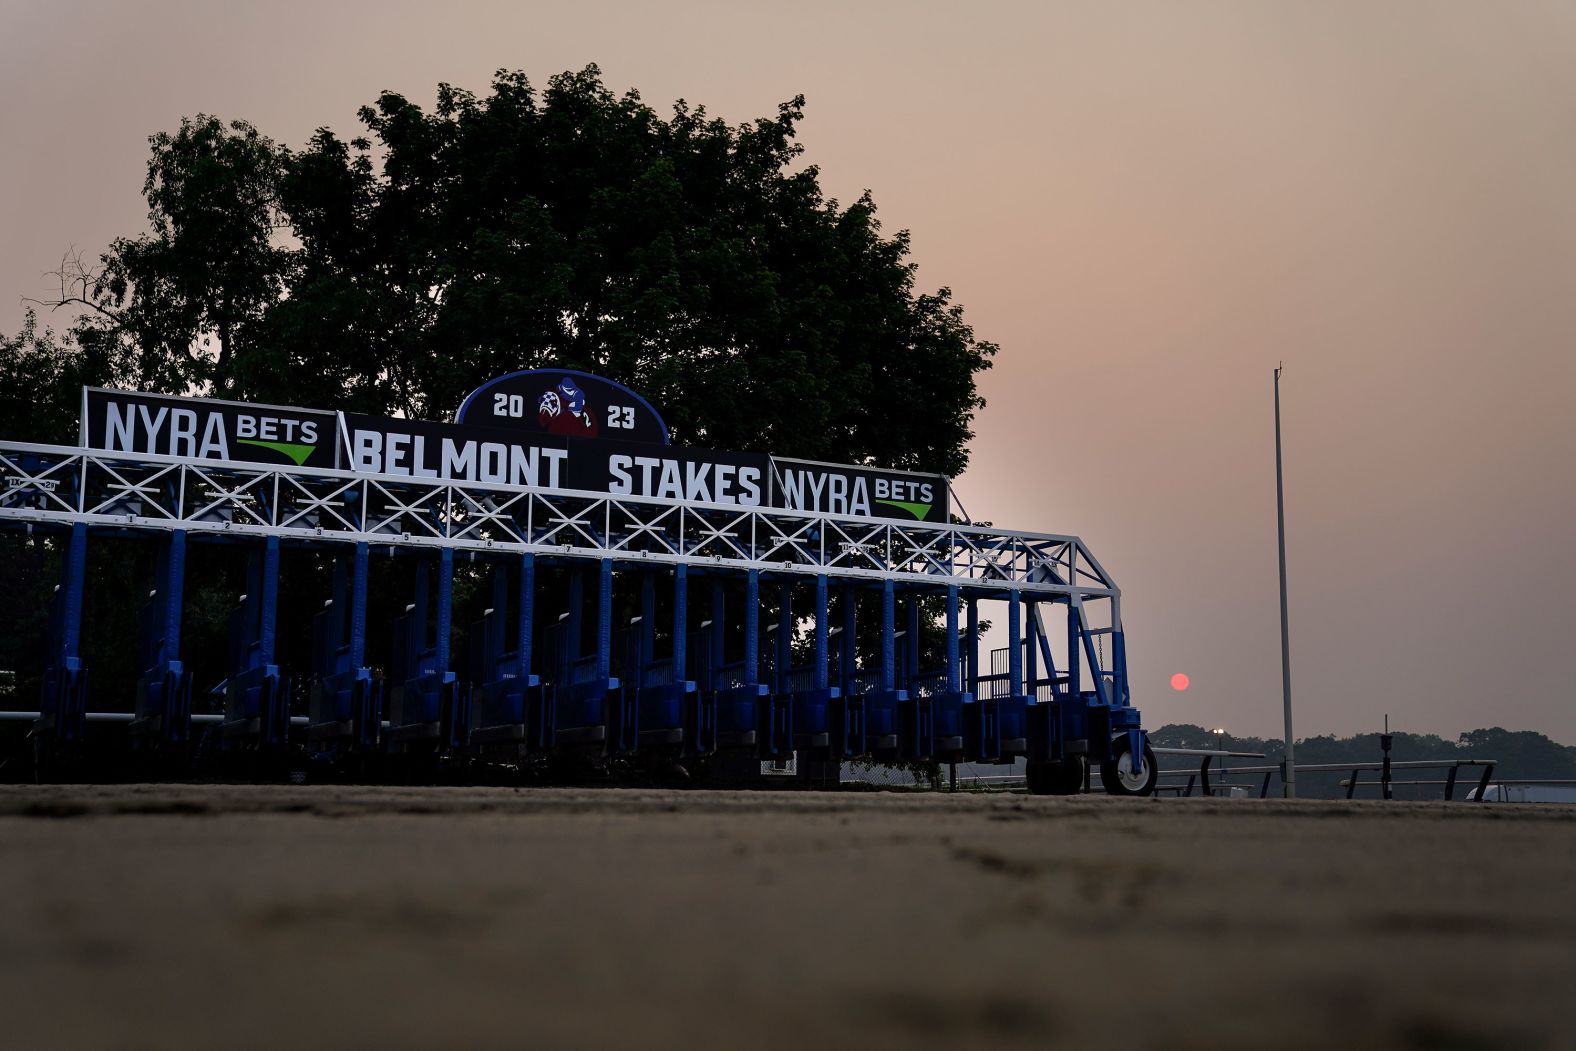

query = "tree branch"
[[20, 249, 119, 321]]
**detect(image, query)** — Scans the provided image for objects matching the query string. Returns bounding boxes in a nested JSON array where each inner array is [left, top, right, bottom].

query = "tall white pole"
[[1275, 366, 1297, 798]]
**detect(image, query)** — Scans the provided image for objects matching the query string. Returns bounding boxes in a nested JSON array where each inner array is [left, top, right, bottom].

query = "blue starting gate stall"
[[308, 544, 382, 755], [384, 549, 465, 754], [466, 555, 550, 756], [217, 537, 291, 753], [130, 530, 194, 750], [0, 370, 1156, 794]]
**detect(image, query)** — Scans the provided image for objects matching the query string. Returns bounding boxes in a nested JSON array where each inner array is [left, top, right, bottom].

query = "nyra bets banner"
[[80, 375, 950, 524], [81, 388, 340, 469]]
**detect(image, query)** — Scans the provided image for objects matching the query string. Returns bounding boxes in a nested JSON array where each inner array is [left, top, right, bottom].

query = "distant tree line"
[[1151, 723, 1576, 799]]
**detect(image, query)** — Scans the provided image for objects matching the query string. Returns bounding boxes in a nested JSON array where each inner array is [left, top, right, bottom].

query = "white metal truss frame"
[[0, 441, 1119, 600]]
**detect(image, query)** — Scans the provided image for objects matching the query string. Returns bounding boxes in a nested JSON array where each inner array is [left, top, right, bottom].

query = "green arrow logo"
[[237, 438, 316, 466], [875, 499, 932, 521]]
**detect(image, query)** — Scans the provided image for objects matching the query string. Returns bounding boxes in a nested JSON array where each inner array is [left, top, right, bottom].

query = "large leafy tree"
[[0, 67, 996, 736], [10, 65, 994, 476]]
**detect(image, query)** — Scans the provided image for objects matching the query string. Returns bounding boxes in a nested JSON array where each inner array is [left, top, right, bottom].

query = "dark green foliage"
[[6, 65, 995, 477], [0, 311, 113, 445]]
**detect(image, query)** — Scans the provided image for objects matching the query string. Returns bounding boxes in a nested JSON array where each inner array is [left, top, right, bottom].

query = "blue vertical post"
[[517, 553, 535, 678], [61, 522, 88, 663], [673, 566, 688, 680], [1024, 597, 1037, 698], [41, 522, 90, 739], [965, 598, 979, 694], [777, 582, 792, 692], [329, 557, 347, 654], [259, 535, 279, 665], [1112, 631, 1128, 705], [1066, 602, 1081, 695], [350, 543, 369, 668], [744, 570, 759, 685], [880, 580, 895, 691], [596, 559, 613, 680], [436, 547, 453, 670], [162, 531, 187, 664], [945, 585, 960, 693], [814, 575, 829, 690], [1008, 589, 1023, 695]]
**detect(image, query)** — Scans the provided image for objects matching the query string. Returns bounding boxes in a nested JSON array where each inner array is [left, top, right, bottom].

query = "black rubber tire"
[[1025, 755, 1088, 796], [1100, 738, 1158, 797]]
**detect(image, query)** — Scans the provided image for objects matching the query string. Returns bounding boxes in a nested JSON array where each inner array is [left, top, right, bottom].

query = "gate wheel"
[[1100, 738, 1158, 797]]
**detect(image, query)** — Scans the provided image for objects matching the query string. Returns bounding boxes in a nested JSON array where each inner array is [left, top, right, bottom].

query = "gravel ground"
[[1, 785, 1573, 1050]]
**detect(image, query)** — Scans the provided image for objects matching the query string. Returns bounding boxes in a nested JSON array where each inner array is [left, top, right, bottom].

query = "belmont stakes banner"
[[80, 371, 949, 524]]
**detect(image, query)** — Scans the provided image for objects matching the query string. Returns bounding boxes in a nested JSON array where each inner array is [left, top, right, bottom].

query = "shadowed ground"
[[2, 786, 1572, 1050]]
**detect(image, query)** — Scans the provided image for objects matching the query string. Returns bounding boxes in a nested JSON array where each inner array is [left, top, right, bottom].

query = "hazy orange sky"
[[3, 1, 1573, 740]]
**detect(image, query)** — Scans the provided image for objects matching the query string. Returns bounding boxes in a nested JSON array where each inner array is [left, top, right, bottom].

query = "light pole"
[[1275, 366, 1297, 798]]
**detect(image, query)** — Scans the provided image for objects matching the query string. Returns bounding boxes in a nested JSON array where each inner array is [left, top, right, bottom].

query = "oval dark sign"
[[455, 369, 670, 445]]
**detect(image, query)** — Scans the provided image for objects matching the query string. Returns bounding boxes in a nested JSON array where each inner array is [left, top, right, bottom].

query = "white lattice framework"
[[0, 441, 1118, 601]]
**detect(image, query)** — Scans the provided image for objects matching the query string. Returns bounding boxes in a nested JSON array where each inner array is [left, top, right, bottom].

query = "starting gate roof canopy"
[[0, 440, 1118, 599]]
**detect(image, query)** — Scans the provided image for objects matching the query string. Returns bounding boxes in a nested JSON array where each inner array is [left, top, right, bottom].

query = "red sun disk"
[[1170, 673, 1190, 692]]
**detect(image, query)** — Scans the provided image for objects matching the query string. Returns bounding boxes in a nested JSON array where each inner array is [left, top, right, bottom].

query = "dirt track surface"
[[2, 786, 1573, 1050]]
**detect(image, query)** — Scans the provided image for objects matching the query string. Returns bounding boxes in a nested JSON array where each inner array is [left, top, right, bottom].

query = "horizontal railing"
[[1153, 748, 1269, 797], [1220, 759, 1498, 801]]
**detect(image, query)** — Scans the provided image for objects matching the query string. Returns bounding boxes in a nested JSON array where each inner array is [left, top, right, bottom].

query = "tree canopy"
[[9, 66, 995, 476]]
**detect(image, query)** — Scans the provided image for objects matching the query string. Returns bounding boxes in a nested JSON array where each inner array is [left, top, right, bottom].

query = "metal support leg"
[[518, 553, 535, 678], [840, 586, 857, 689], [945, 585, 960, 692], [1007, 589, 1022, 696], [777, 582, 792, 693], [880, 579, 895, 691], [161, 531, 187, 664], [436, 547, 453, 670], [350, 543, 369, 669], [744, 570, 759, 684], [597, 559, 613, 681], [1065, 600, 1080, 694], [1473, 763, 1495, 802], [40, 522, 89, 742], [60, 523, 87, 663], [966, 598, 978, 693], [1024, 597, 1036, 696], [673, 566, 687, 681], [711, 579, 726, 674], [814, 576, 829, 691], [259, 535, 279, 665]]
